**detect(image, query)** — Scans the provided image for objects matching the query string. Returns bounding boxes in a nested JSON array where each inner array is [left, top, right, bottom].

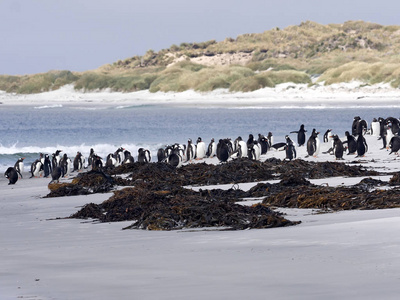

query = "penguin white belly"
[[209, 142, 217, 157], [66, 159, 72, 176], [17, 162, 24, 174], [238, 141, 248, 158], [196, 142, 206, 159], [371, 122, 380, 136], [33, 162, 41, 177], [387, 130, 394, 148], [254, 144, 261, 160]]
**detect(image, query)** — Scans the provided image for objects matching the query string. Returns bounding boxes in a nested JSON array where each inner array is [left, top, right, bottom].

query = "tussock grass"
[[317, 61, 400, 87], [230, 70, 311, 92]]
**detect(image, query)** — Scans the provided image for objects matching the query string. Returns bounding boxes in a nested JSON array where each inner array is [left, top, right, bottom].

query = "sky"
[[1, 0, 399, 75]]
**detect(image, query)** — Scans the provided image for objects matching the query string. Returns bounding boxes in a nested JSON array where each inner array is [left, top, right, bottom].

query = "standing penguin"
[[234, 136, 248, 158], [332, 135, 344, 160], [49, 166, 62, 184], [343, 131, 357, 155], [196, 137, 206, 160], [267, 132, 274, 148], [114, 147, 125, 166], [258, 134, 269, 155], [60, 154, 71, 177], [122, 150, 134, 164], [186, 139, 196, 162], [284, 135, 296, 161], [206, 138, 217, 158], [217, 139, 230, 162], [290, 124, 307, 147], [87, 148, 95, 169], [30, 158, 43, 178], [356, 124, 368, 157], [248, 141, 261, 161], [14, 157, 25, 179], [306, 129, 320, 157], [43, 154, 52, 178], [138, 148, 151, 163], [323, 129, 332, 143], [73, 152, 84, 172], [52, 150, 63, 169], [370, 118, 380, 136], [352, 116, 361, 136], [5, 167, 18, 185], [389, 136, 400, 155]]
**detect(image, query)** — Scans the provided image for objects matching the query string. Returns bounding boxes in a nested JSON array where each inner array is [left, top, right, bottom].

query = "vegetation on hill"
[[2, 20, 400, 94]]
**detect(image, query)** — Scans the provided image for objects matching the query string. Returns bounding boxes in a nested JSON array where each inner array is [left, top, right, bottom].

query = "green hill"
[[2, 20, 400, 94]]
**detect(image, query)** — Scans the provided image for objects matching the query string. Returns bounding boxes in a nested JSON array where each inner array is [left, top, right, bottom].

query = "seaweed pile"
[[70, 181, 298, 230], [59, 158, 393, 230]]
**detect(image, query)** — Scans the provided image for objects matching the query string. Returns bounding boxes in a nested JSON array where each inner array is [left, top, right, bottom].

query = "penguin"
[[234, 136, 248, 158], [138, 148, 151, 163], [332, 135, 344, 160], [267, 132, 274, 148], [343, 131, 357, 154], [43, 154, 52, 178], [217, 139, 230, 162], [4, 167, 18, 185], [52, 150, 62, 169], [87, 148, 95, 168], [114, 147, 125, 166], [356, 123, 368, 157], [306, 129, 320, 157], [257, 134, 269, 154], [271, 142, 286, 151], [122, 150, 134, 164], [106, 153, 117, 168], [356, 119, 368, 136], [206, 138, 217, 158], [389, 135, 400, 155], [186, 139, 196, 162], [157, 148, 167, 162], [14, 157, 25, 179], [73, 152, 84, 172], [323, 129, 332, 143], [246, 134, 255, 147], [284, 135, 296, 161], [92, 155, 103, 170], [60, 154, 71, 177], [49, 166, 62, 184], [30, 159, 43, 178], [290, 124, 307, 147], [167, 146, 183, 168], [370, 118, 380, 136], [352, 116, 361, 136], [386, 117, 400, 135], [248, 141, 261, 161], [195, 137, 206, 160]]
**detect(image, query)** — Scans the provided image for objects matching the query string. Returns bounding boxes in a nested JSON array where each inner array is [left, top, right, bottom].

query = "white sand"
[[2, 85, 400, 299]]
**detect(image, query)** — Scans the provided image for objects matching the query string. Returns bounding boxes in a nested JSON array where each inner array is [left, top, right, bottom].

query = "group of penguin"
[[4, 115, 400, 185]]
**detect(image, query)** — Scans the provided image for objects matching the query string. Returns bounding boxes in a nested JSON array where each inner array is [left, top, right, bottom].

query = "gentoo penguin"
[[87, 148, 95, 168], [106, 153, 117, 168], [370, 118, 380, 136], [246, 134, 255, 147], [138, 148, 151, 163], [248, 141, 261, 161], [206, 138, 217, 158], [290, 124, 307, 147], [4, 167, 18, 185], [30, 158, 43, 178], [157, 147, 167, 162], [195, 137, 206, 160], [186, 139, 196, 162], [257, 134, 269, 154], [60, 154, 71, 177], [73, 152, 84, 172], [234, 136, 248, 158], [378, 117, 388, 149], [267, 132, 274, 148], [389, 136, 400, 155], [217, 139, 230, 162], [356, 123, 368, 157], [49, 166, 62, 184], [323, 129, 332, 143], [386, 117, 400, 135], [14, 157, 25, 179], [284, 135, 296, 161], [352, 116, 361, 136], [52, 150, 62, 169], [43, 154, 52, 178], [92, 155, 103, 170], [332, 135, 344, 160], [114, 147, 125, 166], [167, 146, 183, 168], [343, 131, 357, 154], [122, 150, 134, 164], [356, 119, 368, 136], [306, 129, 320, 157]]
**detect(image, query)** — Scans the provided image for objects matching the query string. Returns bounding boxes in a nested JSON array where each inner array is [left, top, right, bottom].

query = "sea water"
[[0, 103, 399, 172]]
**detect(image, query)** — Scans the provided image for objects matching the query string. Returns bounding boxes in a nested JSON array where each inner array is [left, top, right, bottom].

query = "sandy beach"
[[2, 84, 400, 299]]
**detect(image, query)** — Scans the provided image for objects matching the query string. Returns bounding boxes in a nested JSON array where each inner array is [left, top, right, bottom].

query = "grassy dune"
[[2, 20, 400, 94]]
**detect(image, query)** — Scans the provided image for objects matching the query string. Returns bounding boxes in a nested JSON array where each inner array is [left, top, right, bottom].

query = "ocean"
[[0, 103, 399, 172]]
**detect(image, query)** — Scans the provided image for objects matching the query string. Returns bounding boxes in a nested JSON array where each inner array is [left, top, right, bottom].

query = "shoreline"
[[1, 81, 400, 108]]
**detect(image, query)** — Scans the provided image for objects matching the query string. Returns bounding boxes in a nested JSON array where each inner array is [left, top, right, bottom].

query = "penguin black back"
[[5, 167, 18, 185]]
